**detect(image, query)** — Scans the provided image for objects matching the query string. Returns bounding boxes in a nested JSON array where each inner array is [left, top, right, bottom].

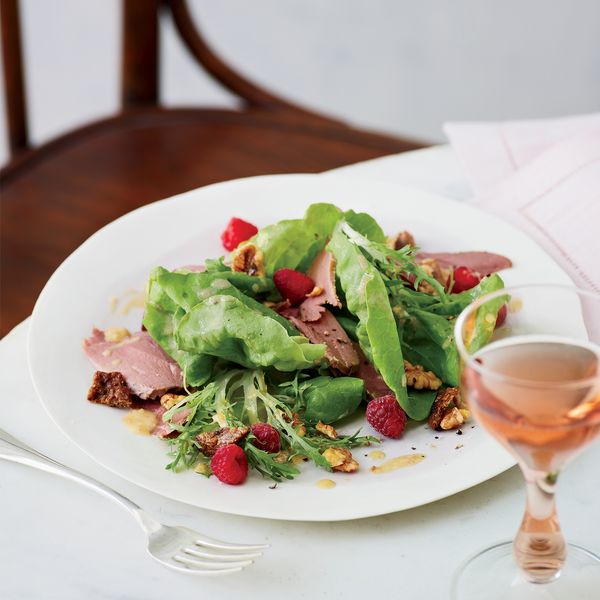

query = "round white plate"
[[28, 174, 572, 521]]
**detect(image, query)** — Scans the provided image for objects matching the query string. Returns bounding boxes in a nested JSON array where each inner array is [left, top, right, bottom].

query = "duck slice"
[[83, 328, 183, 400], [416, 251, 512, 276]]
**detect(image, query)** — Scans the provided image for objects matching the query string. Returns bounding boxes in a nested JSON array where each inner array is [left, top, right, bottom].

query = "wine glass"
[[452, 284, 600, 599]]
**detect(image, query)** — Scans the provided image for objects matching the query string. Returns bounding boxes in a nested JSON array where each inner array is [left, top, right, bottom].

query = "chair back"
[[0, 0, 328, 159]]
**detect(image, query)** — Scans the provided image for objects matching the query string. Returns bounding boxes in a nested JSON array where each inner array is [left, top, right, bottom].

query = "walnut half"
[[316, 421, 338, 440], [322, 447, 359, 473], [160, 393, 186, 410], [196, 427, 250, 456], [389, 230, 416, 249], [231, 243, 265, 277], [404, 360, 442, 390], [428, 387, 470, 431], [416, 258, 451, 295]]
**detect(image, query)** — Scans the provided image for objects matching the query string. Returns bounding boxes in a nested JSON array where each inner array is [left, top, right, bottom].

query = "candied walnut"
[[322, 447, 359, 473], [231, 243, 265, 277], [196, 426, 250, 456], [293, 413, 307, 437], [87, 371, 133, 408], [316, 421, 338, 440], [440, 407, 465, 430], [390, 230, 416, 249], [404, 360, 442, 390], [416, 258, 451, 295], [160, 393, 186, 410], [459, 408, 471, 421], [282, 411, 306, 436], [428, 387, 467, 431]]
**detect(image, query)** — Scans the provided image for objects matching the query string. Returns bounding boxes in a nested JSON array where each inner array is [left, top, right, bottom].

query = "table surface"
[[1, 146, 599, 600]]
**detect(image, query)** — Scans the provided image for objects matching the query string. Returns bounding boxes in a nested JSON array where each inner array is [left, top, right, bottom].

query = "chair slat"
[[121, 0, 159, 106], [1, 0, 29, 154]]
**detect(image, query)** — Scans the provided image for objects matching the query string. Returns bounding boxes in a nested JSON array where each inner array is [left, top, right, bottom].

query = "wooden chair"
[[0, 0, 424, 336]]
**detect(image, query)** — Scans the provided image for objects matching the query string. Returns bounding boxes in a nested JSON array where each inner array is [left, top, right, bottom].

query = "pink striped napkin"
[[444, 114, 600, 294]]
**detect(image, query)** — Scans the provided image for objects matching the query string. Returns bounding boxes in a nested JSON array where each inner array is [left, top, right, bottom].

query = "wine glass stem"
[[513, 470, 566, 583]]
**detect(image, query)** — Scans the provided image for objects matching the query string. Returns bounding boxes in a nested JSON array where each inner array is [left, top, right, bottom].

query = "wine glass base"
[[452, 541, 600, 600]]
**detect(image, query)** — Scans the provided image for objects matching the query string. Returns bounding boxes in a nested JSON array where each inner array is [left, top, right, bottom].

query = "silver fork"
[[0, 428, 268, 575]]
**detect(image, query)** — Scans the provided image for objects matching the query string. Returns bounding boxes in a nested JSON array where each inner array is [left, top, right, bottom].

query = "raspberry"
[[495, 304, 508, 329], [210, 444, 248, 485], [273, 269, 315, 305], [251, 423, 280, 453], [220, 217, 258, 251], [450, 266, 481, 293], [366, 394, 407, 439]]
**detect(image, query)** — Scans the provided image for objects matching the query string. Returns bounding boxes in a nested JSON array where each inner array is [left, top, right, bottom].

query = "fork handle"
[[0, 429, 161, 534]]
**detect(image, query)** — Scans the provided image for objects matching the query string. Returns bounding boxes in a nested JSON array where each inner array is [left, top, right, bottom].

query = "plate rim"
[[27, 172, 572, 521]]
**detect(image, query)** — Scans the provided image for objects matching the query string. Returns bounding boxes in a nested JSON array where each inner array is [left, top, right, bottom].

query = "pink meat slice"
[[299, 296, 326, 322], [300, 250, 341, 322], [353, 343, 392, 398], [281, 308, 359, 374], [83, 329, 183, 400], [416, 251, 512, 276]]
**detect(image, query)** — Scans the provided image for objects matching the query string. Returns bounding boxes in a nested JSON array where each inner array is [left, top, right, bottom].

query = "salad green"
[[134, 202, 508, 482]]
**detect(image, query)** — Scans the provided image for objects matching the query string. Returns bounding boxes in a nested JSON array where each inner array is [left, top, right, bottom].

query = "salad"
[[83, 203, 511, 485]]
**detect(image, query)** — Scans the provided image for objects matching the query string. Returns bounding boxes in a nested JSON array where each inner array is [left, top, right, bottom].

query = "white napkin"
[[445, 114, 600, 294]]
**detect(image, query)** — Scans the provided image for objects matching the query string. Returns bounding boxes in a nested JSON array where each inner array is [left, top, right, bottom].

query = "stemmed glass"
[[452, 284, 600, 599]]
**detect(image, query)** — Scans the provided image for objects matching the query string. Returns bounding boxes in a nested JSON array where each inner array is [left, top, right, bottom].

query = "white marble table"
[[1, 146, 598, 600]]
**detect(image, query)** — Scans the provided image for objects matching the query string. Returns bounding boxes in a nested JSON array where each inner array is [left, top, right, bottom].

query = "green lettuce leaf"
[[399, 307, 460, 386], [389, 273, 506, 386], [143, 273, 215, 386], [248, 203, 342, 275], [406, 389, 438, 421], [301, 376, 365, 424], [463, 274, 508, 353], [343, 209, 386, 244], [143, 266, 303, 383], [148, 267, 296, 335], [245, 203, 387, 276], [176, 295, 326, 371], [327, 224, 413, 415]]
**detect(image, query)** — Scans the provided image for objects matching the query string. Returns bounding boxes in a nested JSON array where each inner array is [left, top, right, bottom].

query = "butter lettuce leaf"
[[327, 224, 412, 415], [143, 267, 303, 383], [463, 274, 508, 353], [343, 209, 386, 244], [248, 203, 342, 275], [406, 389, 438, 421], [176, 295, 326, 371], [246, 203, 387, 276], [147, 267, 297, 334], [389, 273, 506, 386], [143, 272, 215, 386]]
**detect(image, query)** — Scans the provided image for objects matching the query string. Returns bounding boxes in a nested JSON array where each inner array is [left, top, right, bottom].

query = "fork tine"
[[183, 547, 263, 561], [173, 555, 252, 570], [195, 535, 269, 552], [168, 561, 245, 576]]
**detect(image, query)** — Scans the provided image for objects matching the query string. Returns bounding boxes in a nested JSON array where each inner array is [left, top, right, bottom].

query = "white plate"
[[28, 174, 572, 521]]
